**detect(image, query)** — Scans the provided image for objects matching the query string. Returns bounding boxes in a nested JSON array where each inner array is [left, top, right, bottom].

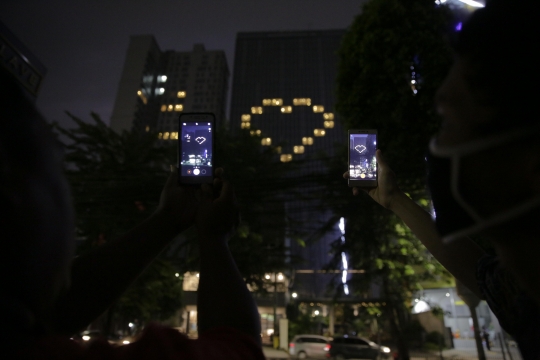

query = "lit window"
[[137, 90, 142, 95], [313, 105, 324, 113], [158, 75, 167, 83], [158, 132, 163, 139], [324, 121, 334, 128], [163, 132, 170, 140], [241, 122, 251, 129], [177, 91, 186, 98], [314, 129, 326, 137], [293, 98, 311, 106], [156, 88, 165, 95], [171, 132, 178, 140], [262, 99, 272, 106], [175, 104, 183, 112], [280, 154, 292, 162], [302, 137, 314, 145], [293, 145, 305, 154], [280, 106, 292, 113], [251, 106, 263, 114], [145, 125, 150, 132], [271, 98, 283, 106], [323, 113, 334, 120], [241, 114, 251, 122], [275, 146, 282, 154], [261, 137, 272, 146], [160, 105, 167, 112], [167, 105, 174, 112], [249, 130, 261, 136]]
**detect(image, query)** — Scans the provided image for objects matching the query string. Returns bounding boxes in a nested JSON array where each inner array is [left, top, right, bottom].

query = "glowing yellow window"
[[313, 105, 324, 113], [160, 105, 167, 112], [158, 132, 163, 139], [249, 130, 261, 136], [280, 154, 292, 163], [251, 107, 263, 114], [262, 99, 272, 106], [171, 132, 179, 140], [145, 125, 150, 132], [241, 114, 251, 122], [177, 91, 186, 98], [175, 104, 183, 112], [167, 105, 174, 112], [302, 137, 314, 145], [314, 129, 326, 137], [323, 113, 334, 120], [137, 90, 142, 95], [261, 137, 272, 146], [275, 146, 282, 154], [324, 120, 334, 128], [280, 106, 292, 113], [293, 146, 305, 154], [163, 132, 170, 140], [241, 122, 251, 129], [293, 98, 311, 106], [271, 98, 283, 106]]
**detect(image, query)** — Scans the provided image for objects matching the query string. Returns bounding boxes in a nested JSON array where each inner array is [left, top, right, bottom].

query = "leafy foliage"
[[53, 112, 181, 326]]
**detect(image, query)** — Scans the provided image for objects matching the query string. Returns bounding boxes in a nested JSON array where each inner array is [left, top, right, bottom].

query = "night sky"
[[0, 0, 367, 129]]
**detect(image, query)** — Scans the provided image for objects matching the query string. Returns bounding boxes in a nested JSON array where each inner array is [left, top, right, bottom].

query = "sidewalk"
[[263, 345, 290, 359], [411, 346, 521, 360]]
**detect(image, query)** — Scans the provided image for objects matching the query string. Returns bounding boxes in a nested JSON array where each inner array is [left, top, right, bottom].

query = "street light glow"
[[292, 292, 298, 298], [457, 0, 484, 7]]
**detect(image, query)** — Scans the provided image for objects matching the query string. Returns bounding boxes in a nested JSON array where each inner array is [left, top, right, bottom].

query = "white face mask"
[[428, 125, 540, 243]]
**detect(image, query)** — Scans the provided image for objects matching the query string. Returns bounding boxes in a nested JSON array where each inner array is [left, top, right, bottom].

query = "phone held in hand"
[[348, 129, 378, 188], [178, 113, 215, 184]]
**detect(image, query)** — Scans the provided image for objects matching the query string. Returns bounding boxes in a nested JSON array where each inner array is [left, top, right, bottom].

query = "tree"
[[54, 112, 181, 332], [54, 113, 302, 330], [320, 0, 456, 359]]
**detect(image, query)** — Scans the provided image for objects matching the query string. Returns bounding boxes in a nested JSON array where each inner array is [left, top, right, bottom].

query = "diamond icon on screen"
[[195, 137, 206, 144], [355, 145, 367, 154]]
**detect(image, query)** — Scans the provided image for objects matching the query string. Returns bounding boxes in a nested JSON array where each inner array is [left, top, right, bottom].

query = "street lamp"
[[292, 292, 298, 298]]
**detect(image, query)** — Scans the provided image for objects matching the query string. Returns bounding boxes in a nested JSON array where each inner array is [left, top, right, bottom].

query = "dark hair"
[[455, 0, 540, 128]]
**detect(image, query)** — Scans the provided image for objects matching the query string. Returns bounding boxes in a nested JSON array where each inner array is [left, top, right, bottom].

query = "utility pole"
[[456, 281, 486, 360]]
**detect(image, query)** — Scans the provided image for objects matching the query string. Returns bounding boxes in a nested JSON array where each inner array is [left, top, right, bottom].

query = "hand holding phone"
[[178, 113, 215, 184], [348, 129, 378, 188]]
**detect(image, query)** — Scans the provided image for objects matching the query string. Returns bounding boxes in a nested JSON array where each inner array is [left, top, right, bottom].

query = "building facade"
[[110, 35, 229, 134], [229, 30, 364, 313]]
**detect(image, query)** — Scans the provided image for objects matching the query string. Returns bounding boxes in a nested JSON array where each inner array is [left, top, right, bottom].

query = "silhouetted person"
[[345, 1, 540, 358], [0, 68, 263, 359]]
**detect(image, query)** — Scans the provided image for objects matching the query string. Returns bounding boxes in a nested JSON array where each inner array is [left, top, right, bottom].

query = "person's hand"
[[343, 149, 402, 210], [196, 173, 239, 242], [155, 165, 199, 232]]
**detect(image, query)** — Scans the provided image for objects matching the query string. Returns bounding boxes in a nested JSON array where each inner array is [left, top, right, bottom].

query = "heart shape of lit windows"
[[195, 137, 206, 145], [239, 98, 336, 162]]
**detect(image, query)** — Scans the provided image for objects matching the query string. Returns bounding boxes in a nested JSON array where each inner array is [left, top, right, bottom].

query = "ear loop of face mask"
[[429, 125, 540, 243]]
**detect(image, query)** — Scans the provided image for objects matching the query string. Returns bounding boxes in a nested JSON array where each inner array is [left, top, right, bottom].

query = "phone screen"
[[348, 130, 378, 187], [178, 113, 214, 184]]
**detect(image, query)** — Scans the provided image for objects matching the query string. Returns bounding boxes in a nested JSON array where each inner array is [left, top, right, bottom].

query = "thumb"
[[375, 149, 388, 170]]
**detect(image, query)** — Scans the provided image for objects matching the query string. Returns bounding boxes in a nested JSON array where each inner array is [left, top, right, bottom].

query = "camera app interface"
[[349, 133, 377, 180], [180, 122, 213, 177]]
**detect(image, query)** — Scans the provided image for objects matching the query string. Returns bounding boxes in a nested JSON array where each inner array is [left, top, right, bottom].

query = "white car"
[[289, 335, 332, 359]]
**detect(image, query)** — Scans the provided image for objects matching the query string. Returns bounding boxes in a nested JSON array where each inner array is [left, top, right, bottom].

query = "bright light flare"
[[458, 0, 484, 7]]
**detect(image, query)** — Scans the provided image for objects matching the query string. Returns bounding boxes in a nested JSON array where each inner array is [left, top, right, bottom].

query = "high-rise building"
[[110, 35, 229, 134], [229, 30, 350, 306]]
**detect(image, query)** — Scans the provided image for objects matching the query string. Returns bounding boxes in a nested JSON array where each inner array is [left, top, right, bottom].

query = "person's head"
[[0, 68, 75, 345], [428, 0, 540, 245]]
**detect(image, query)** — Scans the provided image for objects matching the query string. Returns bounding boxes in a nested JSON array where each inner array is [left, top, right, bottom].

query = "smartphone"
[[348, 129, 378, 188], [178, 113, 215, 184]]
